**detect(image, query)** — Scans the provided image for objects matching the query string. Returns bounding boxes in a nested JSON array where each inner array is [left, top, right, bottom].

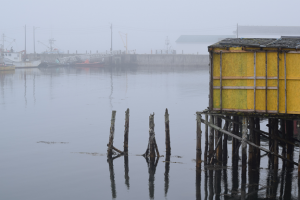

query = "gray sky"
[[1, 0, 299, 54]]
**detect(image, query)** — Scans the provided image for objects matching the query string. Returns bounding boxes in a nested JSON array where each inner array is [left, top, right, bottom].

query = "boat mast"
[[25, 25, 27, 55]]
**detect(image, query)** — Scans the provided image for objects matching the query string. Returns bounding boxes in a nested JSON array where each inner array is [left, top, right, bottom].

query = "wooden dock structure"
[[196, 37, 300, 180]]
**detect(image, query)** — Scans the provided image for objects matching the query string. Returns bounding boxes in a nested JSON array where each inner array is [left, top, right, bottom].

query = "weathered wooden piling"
[[268, 118, 274, 168], [242, 117, 247, 174], [222, 116, 229, 165], [124, 108, 130, 153], [196, 113, 202, 168], [255, 117, 261, 165], [165, 109, 171, 156], [273, 118, 279, 170], [107, 110, 116, 156], [281, 119, 286, 168], [232, 116, 239, 165], [248, 117, 255, 167], [208, 115, 214, 163], [286, 120, 294, 168], [216, 117, 222, 163], [149, 113, 156, 161], [204, 114, 209, 164]]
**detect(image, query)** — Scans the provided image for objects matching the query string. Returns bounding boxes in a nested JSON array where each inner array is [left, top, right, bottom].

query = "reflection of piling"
[[146, 156, 159, 199], [165, 109, 171, 156], [164, 154, 170, 197], [107, 156, 117, 198], [215, 170, 221, 200], [124, 109, 130, 154], [107, 111, 116, 156], [124, 155, 130, 189], [196, 167, 201, 200], [196, 113, 202, 168]]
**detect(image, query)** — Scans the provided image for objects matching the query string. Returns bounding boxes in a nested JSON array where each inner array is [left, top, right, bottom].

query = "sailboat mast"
[[25, 25, 27, 55]]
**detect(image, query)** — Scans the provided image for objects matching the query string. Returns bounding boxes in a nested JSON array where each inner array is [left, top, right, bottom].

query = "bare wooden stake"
[[165, 109, 171, 156], [149, 113, 156, 161], [196, 113, 202, 168], [124, 108, 130, 153], [107, 110, 117, 156]]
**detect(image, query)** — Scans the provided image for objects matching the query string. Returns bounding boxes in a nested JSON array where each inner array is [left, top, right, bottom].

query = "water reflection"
[[145, 156, 159, 199], [164, 154, 170, 197]]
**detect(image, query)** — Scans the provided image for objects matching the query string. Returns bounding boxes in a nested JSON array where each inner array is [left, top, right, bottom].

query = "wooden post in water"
[[124, 108, 130, 154], [274, 118, 279, 170], [208, 115, 215, 164], [268, 118, 273, 168], [107, 111, 116, 156], [149, 113, 156, 162], [255, 117, 261, 165], [248, 117, 255, 168], [242, 117, 247, 174], [281, 119, 286, 169], [216, 117, 222, 163], [196, 113, 202, 168], [286, 120, 294, 168], [222, 116, 229, 165], [204, 114, 209, 164], [165, 109, 171, 156], [232, 116, 239, 165]]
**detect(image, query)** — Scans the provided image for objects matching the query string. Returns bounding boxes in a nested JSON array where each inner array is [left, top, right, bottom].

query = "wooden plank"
[[254, 52, 256, 112], [220, 51, 222, 111], [265, 51, 268, 113], [213, 76, 277, 80], [277, 51, 279, 113], [209, 51, 213, 110], [213, 76, 299, 80], [213, 86, 277, 90], [200, 118, 298, 166], [285, 52, 287, 114]]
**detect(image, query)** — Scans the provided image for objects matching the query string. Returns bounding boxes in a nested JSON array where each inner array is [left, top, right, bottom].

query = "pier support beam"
[[204, 114, 209, 164], [242, 117, 247, 174], [208, 115, 215, 164], [196, 113, 202, 168], [216, 117, 222, 163], [222, 116, 229, 165], [286, 120, 294, 168], [273, 119, 279, 170], [255, 117, 261, 165], [248, 117, 255, 168]]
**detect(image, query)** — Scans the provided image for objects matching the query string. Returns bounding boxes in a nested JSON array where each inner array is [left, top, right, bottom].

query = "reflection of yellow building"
[[0, 65, 15, 71], [209, 37, 300, 114]]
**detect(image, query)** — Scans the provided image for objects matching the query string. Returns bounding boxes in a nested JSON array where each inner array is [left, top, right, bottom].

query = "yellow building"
[[208, 37, 300, 114]]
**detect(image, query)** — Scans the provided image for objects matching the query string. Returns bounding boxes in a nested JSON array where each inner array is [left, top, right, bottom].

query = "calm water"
[[0, 65, 299, 199]]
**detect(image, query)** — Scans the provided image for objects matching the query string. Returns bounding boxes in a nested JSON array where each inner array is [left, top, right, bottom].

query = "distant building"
[[234, 26, 300, 36], [175, 35, 236, 54]]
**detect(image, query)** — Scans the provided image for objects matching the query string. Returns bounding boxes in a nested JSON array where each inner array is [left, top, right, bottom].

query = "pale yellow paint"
[[212, 48, 300, 114]]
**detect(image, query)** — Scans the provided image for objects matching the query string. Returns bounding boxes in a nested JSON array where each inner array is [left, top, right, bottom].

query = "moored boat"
[[0, 63, 15, 71], [75, 59, 104, 67], [2, 51, 41, 68]]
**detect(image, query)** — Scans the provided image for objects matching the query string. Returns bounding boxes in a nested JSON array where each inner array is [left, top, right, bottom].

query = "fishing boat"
[[75, 59, 104, 67], [2, 51, 41, 68], [0, 63, 15, 71]]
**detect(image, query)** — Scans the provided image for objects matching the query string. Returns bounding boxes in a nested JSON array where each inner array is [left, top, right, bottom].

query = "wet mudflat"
[[0, 65, 299, 199]]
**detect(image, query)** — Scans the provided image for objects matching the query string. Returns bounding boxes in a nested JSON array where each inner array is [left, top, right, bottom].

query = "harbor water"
[[0, 65, 299, 199]]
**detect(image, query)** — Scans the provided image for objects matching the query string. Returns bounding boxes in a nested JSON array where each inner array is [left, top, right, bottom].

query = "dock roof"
[[209, 36, 300, 49]]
